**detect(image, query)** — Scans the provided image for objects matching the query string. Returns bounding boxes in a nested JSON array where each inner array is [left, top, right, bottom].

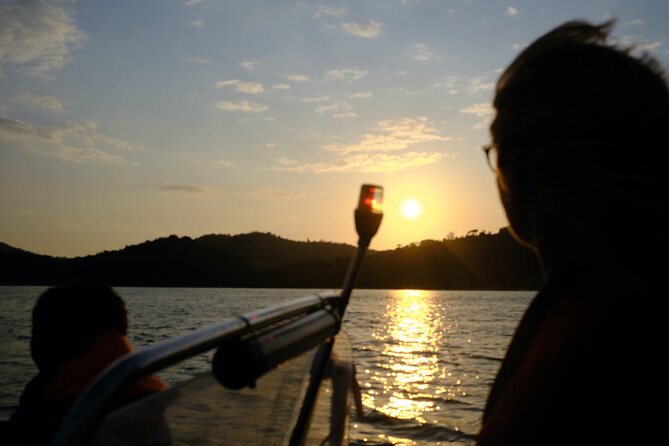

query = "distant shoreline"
[[0, 230, 542, 290]]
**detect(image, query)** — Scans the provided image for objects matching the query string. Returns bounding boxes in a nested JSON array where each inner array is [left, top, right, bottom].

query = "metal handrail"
[[52, 290, 340, 446]]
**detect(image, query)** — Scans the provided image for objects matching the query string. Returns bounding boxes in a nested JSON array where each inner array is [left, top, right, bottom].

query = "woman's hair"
[[493, 20, 669, 160], [492, 20, 669, 243]]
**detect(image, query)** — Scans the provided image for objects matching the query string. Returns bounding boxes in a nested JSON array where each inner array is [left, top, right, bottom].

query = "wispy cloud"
[[623, 19, 645, 26], [188, 19, 205, 28], [322, 117, 450, 153], [268, 116, 448, 174], [506, 6, 518, 17], [410, 43, 438, 61], [466, 76, 495, 93], [637, 40, 664, 52], [325, 68, 369, 82], [460, 103, 492, 118], [188, 56, 212, 64], [341, 20, 383, 38], [434, 76, 460, 95], [272, 83, 291, 90], [0, 1, 87, 77], [617, 35, 664, 53], [214, 159, 236, 168], [265, 143, 276, 148], [301, 96, 330, 103], [398, 87, 424, 96], [184, 0, 205, 5], [158, 185, 205, 194], [16, 93, 65, 113], [313, 5, 345, 18], [214, 100, 268, 113], [333, 112, 358, 119], [0, 115, 146, 165], [347, 91, 373, 99], [271, 152, 444, 174], [240, 60, 259, 71], [316, 102, 352, 115], [460, 103, 493, 129], [434, 74, 494, 95], [284, 74, 310, 82], [215, 79, 264, 94]]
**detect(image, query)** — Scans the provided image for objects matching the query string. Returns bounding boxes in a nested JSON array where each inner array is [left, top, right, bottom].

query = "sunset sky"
[[1, 0, 668, 257]]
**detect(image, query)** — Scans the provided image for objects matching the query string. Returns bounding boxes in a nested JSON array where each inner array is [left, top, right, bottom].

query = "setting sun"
[[400, 199, 423, 220]]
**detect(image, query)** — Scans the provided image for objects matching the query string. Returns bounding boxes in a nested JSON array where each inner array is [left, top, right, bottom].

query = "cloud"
[[398, 88, 424, 96], [321, 117, 450, 153], [215, 79, 264, 94], [0, 1, 87, 77], [240, 60, 258, 71], [188, 57, 212, 64], [184, 0, 205, 5], [460, 103, 492, 118], [460, 103, 493, 129], [435, 74, 494, 95], [333, 112, 358, 119], [188, 19, 205, 28], [512, 42, 527, 50], [316, 102, 352, 115], [271, 152, 444, 174], [325, 68, 368, 82], [637, 40, 664, 52], [16, 93, 65, 113], [623, 19, 645, 26], [347, 91, 373, 99], [301, 96, 330, 103], [214, 159, 236, 168], [341, 20, 383, 38], [313, 5, 345, 18], [276, 157, 298, 166], [466, 75, 495, 93], [158, 185, 205, 194], [506, 6, 518, 17], [265, 143, 276, 148], [268, 116, 448, 174], [616, 35, 663, 53], [410, 43, 438, 61], [0, 115, 143, 165], [214, 100, 268, 113], [284, 74, 310, 82], [0, 116, 146, 151], [272, 83, 290, 90], [434, 76, 460, 95]]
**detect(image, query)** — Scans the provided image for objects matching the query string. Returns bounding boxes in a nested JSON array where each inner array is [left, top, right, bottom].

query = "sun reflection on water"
[[365, 289, 446, 424]]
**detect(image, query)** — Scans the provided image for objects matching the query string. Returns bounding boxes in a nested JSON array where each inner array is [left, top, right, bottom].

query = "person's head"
[[31, 283, 128, 373], [490, 20, 669, 259]]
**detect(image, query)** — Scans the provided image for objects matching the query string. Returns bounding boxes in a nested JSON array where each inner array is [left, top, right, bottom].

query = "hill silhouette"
[[0, 229, 541, 289]]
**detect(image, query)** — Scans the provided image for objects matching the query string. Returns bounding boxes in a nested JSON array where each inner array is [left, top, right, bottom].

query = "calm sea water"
[[0, 287, 533, 445]]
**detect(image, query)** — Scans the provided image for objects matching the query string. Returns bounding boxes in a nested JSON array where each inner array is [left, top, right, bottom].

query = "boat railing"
[[52, 290, 342, 446]]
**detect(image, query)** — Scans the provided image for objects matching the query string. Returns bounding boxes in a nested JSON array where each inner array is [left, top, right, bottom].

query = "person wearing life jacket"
[[4, 283, 165, 445], [478, 21, 667, 444]]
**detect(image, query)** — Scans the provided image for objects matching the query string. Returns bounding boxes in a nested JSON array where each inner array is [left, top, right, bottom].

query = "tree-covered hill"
[[0, 229, 541, 290]]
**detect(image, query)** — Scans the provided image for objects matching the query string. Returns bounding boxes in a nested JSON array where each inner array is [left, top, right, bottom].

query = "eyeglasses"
[[482, 143, 498, 173]]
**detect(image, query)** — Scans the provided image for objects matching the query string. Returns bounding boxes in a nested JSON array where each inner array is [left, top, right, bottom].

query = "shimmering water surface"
[[0, 287, 533, 445]]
